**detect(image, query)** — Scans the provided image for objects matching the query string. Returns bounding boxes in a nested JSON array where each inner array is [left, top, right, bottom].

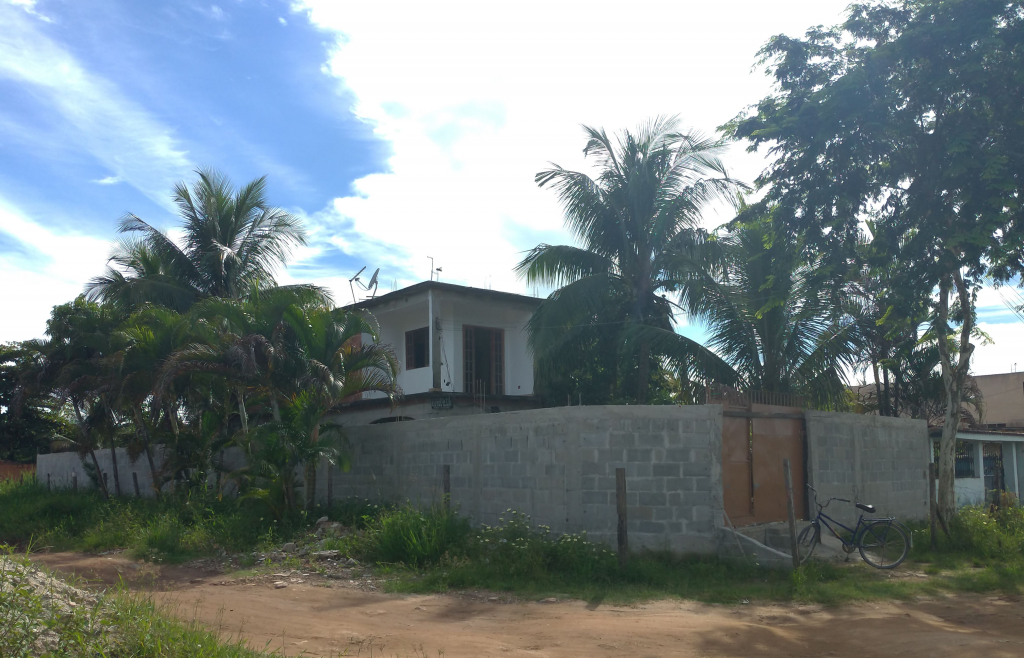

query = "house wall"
[[805, 412, 930, 526], [317, 405, 725, 553], [437, 292, 535, 396], [357, 289, 535, 398], [975, 372, 1024, 427], [363, 297, 432, 397]]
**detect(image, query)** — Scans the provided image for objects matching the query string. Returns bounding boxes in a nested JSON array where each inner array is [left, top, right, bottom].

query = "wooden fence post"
[[132, 472, 140, 497], [72, 471, 77, 492], [47, 473, 51, 491], [616, 467, 628, 568], [783, 458, 800, 569], [442, 464, 451, 511], [929, 462, 938, 550]]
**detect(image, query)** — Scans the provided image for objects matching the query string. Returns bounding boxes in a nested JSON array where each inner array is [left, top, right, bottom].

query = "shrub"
[[359, 504, 473, 567], [948, 502, 1024, 559]]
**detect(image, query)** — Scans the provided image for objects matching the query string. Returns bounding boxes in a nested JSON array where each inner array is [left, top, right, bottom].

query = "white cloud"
[[5, 0, 52, 22], [290, 1, 1024, 364], [291, 0, 855, 295], [973, 322, 1024, 376], [0, 3, 193, 209], [278, 16, 288, 26], [0, 197, 112, 342], [92, 175, 123, 185]]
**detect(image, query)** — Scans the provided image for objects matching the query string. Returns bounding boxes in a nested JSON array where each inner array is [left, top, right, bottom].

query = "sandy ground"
[[30, 552, 1024, 658]]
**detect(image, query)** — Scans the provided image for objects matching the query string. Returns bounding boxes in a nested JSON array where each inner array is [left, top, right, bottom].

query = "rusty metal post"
[[616, 467, 628, 568], [783, 458, 800, 569], [442, 464, 451, 511], [929, 462, 938, 550]]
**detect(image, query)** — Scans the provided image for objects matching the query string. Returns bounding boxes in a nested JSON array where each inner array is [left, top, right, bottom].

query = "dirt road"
[[31, 552, 1024, 658]]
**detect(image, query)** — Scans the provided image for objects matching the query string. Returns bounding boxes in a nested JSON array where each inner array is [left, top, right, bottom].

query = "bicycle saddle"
[[856, 503, 876, 514]]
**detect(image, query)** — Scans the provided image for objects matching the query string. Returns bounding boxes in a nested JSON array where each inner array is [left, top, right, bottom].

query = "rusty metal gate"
[[717, 392, 807, 527]]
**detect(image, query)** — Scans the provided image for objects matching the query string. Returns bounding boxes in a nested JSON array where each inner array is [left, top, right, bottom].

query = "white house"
[[338, 281, 542, 425], [931, 429, 1024, 506]]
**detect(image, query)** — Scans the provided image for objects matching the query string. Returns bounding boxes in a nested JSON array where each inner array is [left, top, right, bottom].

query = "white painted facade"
[[932, 433, 1024, 506], [352, 282, 539, 398]]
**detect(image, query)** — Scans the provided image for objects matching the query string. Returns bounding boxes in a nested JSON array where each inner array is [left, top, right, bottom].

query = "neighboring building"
[[931, 428, 1024, 506], [974, 371, 1024, 428], [337, 281, 543, 425]]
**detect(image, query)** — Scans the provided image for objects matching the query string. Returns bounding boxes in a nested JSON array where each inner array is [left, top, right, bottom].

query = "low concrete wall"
[[35, 447, 244, 496], [320, 405, 726, 553], [805, 411, 929, 525]]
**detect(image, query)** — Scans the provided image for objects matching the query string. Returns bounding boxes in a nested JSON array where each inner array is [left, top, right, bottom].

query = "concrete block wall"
[[320, 405, 725, 553], [805, 411, 929, 525], [35, 447, 245, 496]]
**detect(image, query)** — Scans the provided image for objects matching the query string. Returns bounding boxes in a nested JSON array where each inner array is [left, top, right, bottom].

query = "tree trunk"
[[109, 439, 121, 496], [305, 422, 320, 511], [71, 401, 108, 500], [882, 367, 892, 417], [636, 337, 651, 404], [871, 358, 883, 413], [87, 447, 109, 500], [935, 272, 976, 529], [236, 386, 248, 436], [132, 403, 162, 498]]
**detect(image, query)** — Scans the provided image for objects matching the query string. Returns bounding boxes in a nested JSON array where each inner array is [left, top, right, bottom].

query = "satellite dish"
[[366, 268, 380, 297]]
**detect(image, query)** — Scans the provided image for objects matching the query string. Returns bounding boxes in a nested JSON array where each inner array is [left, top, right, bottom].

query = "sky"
[[0, 0, 1020, 377]]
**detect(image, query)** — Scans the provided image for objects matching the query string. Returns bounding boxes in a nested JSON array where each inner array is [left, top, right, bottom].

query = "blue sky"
[[1, 0, 1020, 376]]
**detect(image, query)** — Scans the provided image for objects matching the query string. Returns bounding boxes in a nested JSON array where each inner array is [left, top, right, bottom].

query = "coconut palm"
[[639, 215, 862, 409], [86, 168, 308, 312], [517, 116, 741, 403]]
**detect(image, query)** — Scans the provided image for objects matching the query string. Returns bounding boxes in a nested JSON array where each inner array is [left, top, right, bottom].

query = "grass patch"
[[0, 478, 379, 563], [1, 547, 268, 657], [7, 477, 1024, 607]]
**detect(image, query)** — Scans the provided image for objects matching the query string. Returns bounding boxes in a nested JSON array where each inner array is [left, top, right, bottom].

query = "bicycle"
[[795, 484, 910, 569]]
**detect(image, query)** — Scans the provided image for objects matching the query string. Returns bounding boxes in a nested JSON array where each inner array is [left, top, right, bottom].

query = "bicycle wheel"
[[858, 520, 909, 569], [795, 522, 819, 565]]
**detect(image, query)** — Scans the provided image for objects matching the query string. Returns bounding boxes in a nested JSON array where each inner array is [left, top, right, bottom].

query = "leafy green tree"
[[32, 298, 124, 498], [86, 168, 308, 312], [0, 343, 68, 463], [518, 116, 741, 403], [726, 0, 1024, 525]]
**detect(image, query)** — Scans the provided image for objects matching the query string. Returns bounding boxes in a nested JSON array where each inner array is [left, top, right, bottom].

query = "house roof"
[[342, 280, 542, 312], [929, 427, 1024, 441]]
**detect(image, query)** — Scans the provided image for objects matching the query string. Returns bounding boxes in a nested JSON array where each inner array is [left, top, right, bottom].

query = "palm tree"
[[282, 306, 399, 509], [86, 168, 308, 312], [517, 116, 741, 403], [641, 214, 862, 409]]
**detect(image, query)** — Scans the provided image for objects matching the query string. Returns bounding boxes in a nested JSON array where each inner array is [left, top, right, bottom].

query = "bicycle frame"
[[807, 485, 899, 549], [814, 508, 874, 549]]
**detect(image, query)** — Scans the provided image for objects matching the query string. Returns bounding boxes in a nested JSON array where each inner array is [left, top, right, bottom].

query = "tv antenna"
[[348, 266, 380, 304], [428, 256, 442, 282]]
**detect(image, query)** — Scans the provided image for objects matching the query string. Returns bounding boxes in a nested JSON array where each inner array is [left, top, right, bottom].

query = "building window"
[[405, 327, 429, 370], [933, 441, 977, 478], [463, 326, 504, 395]]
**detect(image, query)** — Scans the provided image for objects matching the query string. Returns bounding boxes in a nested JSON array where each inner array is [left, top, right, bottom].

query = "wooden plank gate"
[[714, 390, 807, 527]]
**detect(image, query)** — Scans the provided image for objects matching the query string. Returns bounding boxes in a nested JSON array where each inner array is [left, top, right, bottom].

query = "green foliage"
[[947, 502, 1024, 559], [0, 478, 303, 562], [0, 549, 267, 657], [519, 116, 741, 404], [359, 503, 474, 568]]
